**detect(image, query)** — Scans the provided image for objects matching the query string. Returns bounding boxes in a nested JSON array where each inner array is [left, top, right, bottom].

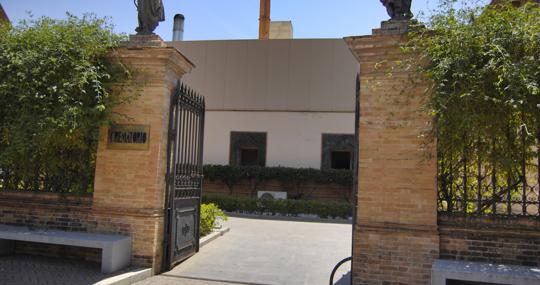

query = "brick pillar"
[[345, 21, 439, 285], [92, 35, 194, 273]]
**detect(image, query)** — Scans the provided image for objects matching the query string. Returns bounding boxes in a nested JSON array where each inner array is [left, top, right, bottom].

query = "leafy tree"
[[405, 1, 540, 213], [0, 14, 130, 193]]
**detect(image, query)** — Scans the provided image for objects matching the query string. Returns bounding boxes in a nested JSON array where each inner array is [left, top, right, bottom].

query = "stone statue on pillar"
[[134, 0, 165, 35], [380, 0, 413, 20]]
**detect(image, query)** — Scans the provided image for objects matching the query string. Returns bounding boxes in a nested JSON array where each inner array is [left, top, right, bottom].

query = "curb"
[[95, 268, 152, 285], [226, 212, 353, 224], [200, 227, 230, 248]]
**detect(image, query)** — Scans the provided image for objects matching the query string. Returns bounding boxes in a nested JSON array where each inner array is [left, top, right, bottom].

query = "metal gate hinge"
[[166, 173, 174, 183]]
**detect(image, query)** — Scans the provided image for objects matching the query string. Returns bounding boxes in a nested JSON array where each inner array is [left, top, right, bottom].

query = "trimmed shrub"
[[202, 194, 352, 219], [203, 165, 353, 188], [200, 203, 228, 237], [203, 165, 353, 200]]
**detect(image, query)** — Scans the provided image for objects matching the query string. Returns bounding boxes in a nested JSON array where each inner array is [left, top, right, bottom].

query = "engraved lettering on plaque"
[[107, 124, 150, 150]]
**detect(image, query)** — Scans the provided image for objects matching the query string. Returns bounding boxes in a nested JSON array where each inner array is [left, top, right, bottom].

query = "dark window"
[[230, 132, 267, 167], [321, 134, 354, 170], [331, 151, 352, 170], [240, 148, 259, 166]]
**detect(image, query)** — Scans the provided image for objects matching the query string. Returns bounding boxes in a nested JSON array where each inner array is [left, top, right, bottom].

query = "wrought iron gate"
[[164, 81, 205, 270]]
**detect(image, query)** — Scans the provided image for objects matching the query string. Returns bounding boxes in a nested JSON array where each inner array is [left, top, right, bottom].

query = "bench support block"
[[432, 259, 540, 285], [0, 224, 132, 274], [101, 238, 132, 274]]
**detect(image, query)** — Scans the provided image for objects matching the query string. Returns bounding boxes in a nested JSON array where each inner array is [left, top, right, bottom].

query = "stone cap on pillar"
[[125, 34, 168, 48], [116, 34, 196, 77], [372, 19, 411, 36]]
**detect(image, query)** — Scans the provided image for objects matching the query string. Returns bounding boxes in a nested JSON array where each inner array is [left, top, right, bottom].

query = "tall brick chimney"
[[0, 3, 10, 23], [259, 0, 271, 40]]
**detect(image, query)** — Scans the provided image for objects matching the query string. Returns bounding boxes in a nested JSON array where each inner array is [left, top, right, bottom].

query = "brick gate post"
[[92, 35, 194, 273], [345, 21, 439, 285]]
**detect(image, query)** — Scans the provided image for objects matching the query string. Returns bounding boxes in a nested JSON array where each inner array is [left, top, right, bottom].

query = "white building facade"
[[170, 39, 358, 169]]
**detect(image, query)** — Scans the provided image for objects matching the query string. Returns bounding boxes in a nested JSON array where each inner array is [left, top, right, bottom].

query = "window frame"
[[229, 131, 267, 167]]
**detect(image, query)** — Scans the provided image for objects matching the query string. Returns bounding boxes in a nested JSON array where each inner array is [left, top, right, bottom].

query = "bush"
[[202, 194, 352, 219], [403, 1, 540, 213], [200, 203, 228, 237], [0, 15, 130, 193], [203, 165, 353, 199]]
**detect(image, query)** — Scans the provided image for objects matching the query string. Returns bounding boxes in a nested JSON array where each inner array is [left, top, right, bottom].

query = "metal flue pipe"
[[173, 14, 185, 41]]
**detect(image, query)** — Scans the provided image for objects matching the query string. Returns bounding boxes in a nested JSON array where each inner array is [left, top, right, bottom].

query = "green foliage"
[[202, 194, 352, 219], [200, 203, 228, 237], [404, 1, 540, 212], [0, 15, 130, 193], [203, 165, 353, 196]]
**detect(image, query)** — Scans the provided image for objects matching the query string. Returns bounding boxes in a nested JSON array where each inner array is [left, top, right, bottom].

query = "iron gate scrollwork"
[[164, 81, 205, 270]]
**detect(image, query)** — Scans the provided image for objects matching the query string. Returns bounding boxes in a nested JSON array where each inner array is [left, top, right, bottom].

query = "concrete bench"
[[432, 259, 540, 285], [0, 224, 131, 274]]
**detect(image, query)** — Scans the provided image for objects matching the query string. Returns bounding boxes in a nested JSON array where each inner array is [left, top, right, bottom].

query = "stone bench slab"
[[432, 259, 540, 285], [0, 224, 131, 274]]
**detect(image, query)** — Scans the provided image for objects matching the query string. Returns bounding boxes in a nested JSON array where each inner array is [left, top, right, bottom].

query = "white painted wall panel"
[[332, 40, 359, 111], [245, 41, 268, 109], [224, 41, 248, 109], [170, 39, 358, 112], [309, 40, 336, 110], [266, 40, 290, 110], [204, 42, 228, 109], [288, 40, 312, 110], [203, 111, 355, 168]]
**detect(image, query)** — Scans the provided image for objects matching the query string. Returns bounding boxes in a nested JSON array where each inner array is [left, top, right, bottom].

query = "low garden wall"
[[439, 214, 540, 267], [203, 180, 351, 202], [0, 191, 159, 266], [203, 165, 353, 202]]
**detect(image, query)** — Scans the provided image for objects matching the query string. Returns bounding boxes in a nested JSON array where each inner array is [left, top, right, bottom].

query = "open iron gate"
[[164, 81, 205, 270]]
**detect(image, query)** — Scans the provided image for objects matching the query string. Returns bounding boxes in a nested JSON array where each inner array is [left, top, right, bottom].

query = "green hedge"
[[203, 165, 353, 189], [202, 194, 352, 219]]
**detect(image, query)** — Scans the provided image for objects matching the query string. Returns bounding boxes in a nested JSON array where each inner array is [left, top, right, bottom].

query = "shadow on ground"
[[334, 271, 351, 285], [0, 254, 131, 285]]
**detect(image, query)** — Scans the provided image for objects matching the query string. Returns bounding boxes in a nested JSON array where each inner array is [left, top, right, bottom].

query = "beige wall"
[[270, 21, 293, 39], [169, 39, 358, 168], [204, 111, 354, 168], [169, 39, 358, 112]]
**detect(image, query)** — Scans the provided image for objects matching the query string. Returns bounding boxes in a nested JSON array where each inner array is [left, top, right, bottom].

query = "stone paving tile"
[[136, 275, 247, 285], [0, 254, 129, 285], [137, 217, 352, 285]]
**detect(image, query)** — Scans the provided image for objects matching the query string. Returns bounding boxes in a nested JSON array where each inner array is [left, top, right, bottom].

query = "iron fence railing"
[[0, 159, 96, 194], [437, 146, 540, 217]]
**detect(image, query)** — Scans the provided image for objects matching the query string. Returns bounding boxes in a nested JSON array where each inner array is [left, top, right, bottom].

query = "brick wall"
[[0, 41, 194, 274], [0, 192, 158, 267], [439, 214, 540, 267], [204, 180, 352, 202], [346, 22, 439, 285], [0, 192, 94, 232], [91, 43, 193, 272]]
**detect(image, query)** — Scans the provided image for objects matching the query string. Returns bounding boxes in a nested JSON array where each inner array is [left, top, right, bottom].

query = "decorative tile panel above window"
[[229, 132, 267, 167], [321, 134, 354, 170]]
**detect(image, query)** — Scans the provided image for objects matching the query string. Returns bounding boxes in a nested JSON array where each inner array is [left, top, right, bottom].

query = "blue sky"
[[1, 1, 485, 40]]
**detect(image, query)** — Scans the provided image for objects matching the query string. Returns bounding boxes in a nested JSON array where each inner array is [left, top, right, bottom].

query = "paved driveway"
[[137, 217, 352, 285]]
